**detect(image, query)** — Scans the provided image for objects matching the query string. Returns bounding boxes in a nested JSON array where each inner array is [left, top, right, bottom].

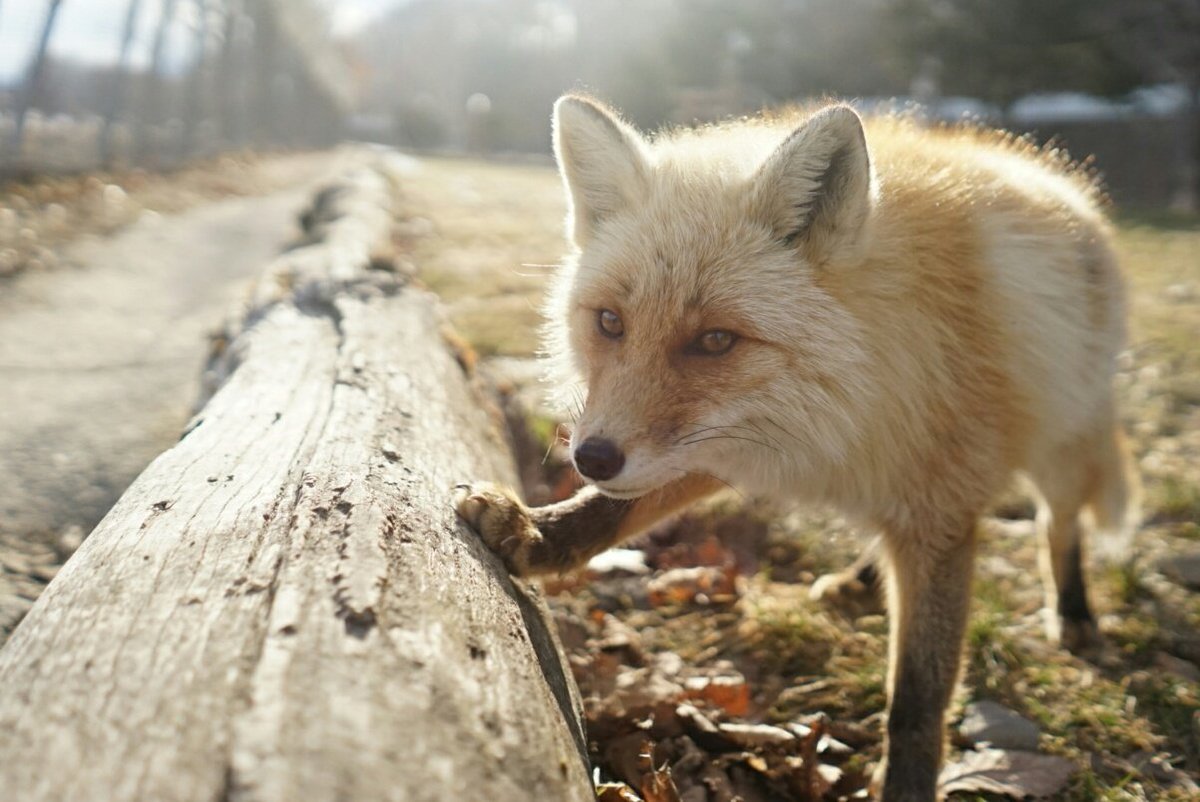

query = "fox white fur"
[[457, 94, 1139, 801]]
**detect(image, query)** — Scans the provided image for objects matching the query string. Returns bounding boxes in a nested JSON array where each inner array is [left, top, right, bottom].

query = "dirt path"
[[0, 151, 346, 637]]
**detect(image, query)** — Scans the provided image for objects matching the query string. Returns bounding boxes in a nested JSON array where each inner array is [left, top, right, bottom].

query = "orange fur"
[[461, 95, 1140, 802]]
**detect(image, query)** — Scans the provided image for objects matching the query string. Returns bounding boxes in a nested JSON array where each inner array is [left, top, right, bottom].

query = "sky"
[[0, 0, 406, 84]]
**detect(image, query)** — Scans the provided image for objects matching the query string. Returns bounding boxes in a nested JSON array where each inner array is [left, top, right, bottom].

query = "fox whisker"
[[676, 433, 784, 458], [675, 423, 787, 454], [542, 423, 569, 466]]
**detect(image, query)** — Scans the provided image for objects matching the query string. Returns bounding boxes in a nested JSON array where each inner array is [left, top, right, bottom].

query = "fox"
[[454, 94, 1140, 801]]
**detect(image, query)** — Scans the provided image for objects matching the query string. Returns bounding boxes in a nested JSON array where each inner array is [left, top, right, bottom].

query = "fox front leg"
[[874, 519, 978, 801], [454, 483, 633, 576], [454, 475, 722, 577]]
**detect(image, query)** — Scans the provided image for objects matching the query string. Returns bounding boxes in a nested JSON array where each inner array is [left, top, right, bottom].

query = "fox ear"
[[553, 95, 649, 246], [752, 105, 875, 264]]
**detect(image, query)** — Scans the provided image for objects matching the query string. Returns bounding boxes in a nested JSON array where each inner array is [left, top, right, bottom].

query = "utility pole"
[[7, 0, 65, 164], [99, 0, 145, 167], [136, 0, 181, 166], [247, 0, 278, 147], [181, 0, 211, 159], [215, 0, 246, 147]]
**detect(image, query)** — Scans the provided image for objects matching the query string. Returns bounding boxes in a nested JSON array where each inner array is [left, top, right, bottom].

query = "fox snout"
[[573, 436, 626, 481]]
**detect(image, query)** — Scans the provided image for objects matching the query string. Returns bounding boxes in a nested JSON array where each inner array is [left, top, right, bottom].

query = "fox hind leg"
[[810, 536, 885, 615], [1027, 417, 1137, 653], [1033, 494, 1098, 653]]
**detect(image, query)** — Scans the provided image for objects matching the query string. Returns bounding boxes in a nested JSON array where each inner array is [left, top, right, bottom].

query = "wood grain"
[[0, 159, 592, 802]]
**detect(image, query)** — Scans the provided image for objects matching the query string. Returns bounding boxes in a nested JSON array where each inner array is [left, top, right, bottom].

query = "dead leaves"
[[593, 720, 844, 802], [561, 606, 862, 802], [938, 748, 1075, 798], [647, 566, 738, 608], [546, 513, 1113, 801], [682, 676, 752, 718]]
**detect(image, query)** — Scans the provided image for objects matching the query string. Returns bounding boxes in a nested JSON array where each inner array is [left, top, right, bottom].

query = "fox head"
[[545, 95, 877, 498]]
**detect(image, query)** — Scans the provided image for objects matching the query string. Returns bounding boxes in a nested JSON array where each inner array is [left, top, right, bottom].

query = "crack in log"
[[511, 583, 591, 777]]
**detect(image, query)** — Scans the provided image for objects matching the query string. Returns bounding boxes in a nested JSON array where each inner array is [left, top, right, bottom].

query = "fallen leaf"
[[647, 566, 738, 607], [641, 762, 684, 802], [938, 748, 1075, 798], [715, 722, 797, 749], [791, 714, 836, 800], [596, 782, 642, 801], [682, 674, 752, 717], [675, 703, 721, 737], [603, 733, 656, 789]]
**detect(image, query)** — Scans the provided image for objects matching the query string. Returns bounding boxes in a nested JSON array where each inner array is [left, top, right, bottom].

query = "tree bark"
[[0, 157, 592, 802]]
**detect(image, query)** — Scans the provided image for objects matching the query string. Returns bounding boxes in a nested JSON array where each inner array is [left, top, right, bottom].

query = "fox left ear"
[[752, 105, 876, 265], [553, 95, 649, 247]]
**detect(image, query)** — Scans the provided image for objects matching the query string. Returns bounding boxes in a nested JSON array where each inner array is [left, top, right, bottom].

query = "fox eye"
[[689, 329, 737, 356], [597, 309, 624, 339]]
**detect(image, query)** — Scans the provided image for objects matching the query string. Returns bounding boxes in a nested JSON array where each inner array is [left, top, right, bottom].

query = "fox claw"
[[453, 481, 539, 576]]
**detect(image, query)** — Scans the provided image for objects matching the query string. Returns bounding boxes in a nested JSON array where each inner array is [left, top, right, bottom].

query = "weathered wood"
[[0, 158, 592, 802]]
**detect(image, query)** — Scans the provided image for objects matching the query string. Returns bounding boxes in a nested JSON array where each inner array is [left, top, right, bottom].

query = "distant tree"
[[137, 0, 182, 163], [888, 0, 1199, 209], [654, 0, 905, 112], [182, 0, 213, 159], [886, 0, 1142, 106], [7, 0, 66, 160], [1104, 0, 1200, 210], [100, 0, 146, 166]]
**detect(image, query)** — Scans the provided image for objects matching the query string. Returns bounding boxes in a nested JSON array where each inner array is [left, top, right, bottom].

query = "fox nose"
[[573, 437, 625, 481]]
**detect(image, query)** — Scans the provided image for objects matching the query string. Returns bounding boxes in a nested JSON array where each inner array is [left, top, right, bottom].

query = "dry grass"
[[402, 155, 1200, 800], [396, 156, 566, 357]]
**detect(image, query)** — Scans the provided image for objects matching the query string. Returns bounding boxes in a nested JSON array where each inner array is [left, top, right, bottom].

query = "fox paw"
[[1046, 613, 1103, 655], [810, 568, 884, 616], [453, 482, 540, 576]]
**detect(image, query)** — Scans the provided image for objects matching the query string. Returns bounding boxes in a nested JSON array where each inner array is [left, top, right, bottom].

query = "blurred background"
[[1, 0, 1198, 209], [2, 3, 1199, 798]]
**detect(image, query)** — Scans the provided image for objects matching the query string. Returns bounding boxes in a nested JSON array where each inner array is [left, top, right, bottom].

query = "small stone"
[[57, 525, 84, 556], [1154, 652, 1200, 683], [958, 700, 1041, 751], [586, 548, 649, 576], [44, 203, 68, 229], [1165, 282, 1196, 303], [1158, 551, 1200, 590], [0, 248, 20, 276], [103, 184, 127, 206]]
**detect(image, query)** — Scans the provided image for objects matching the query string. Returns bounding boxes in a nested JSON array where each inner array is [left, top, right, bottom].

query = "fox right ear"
[[553, 95, 648, 246], [752, 105, 876, 265]]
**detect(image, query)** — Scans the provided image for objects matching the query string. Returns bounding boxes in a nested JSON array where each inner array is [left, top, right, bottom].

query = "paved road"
[[0, 154, 340, 636]]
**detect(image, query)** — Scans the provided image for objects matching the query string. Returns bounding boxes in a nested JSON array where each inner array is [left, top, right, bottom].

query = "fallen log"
[[0, 155, 593, 802]]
